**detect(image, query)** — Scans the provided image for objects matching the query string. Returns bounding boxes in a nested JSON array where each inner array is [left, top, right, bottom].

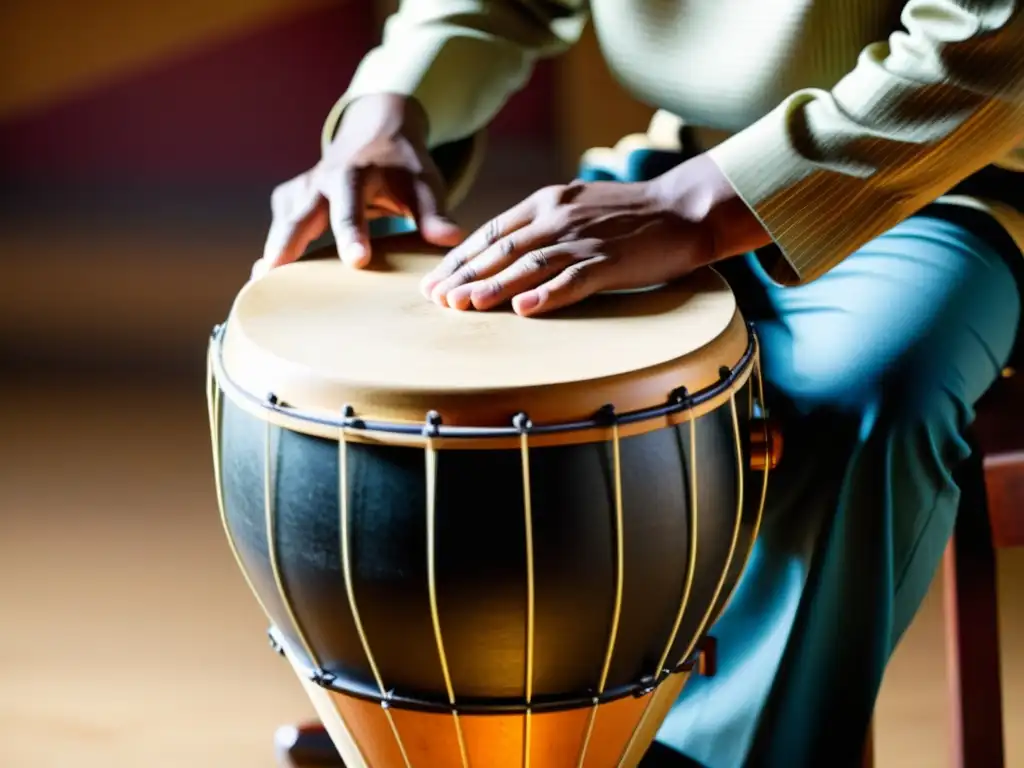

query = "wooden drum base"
[[274, 638, 717, 768]]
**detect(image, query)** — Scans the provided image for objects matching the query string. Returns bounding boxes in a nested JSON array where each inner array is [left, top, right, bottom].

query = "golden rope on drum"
[[424, 429, 471, 768], [206, 243, 781, 767], [338, 424, 412, 767], [613, 415, 700, 768], [517, 417, 537, 768], [575, 419, 626, 768]]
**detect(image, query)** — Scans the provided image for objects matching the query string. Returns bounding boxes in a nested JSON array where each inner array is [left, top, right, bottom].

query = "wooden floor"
[[1, 376, 1021, 768], [1, 153, 1022, 767]]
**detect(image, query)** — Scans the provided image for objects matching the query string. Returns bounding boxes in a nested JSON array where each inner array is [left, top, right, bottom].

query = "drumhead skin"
[[216, 241, 751, 439]]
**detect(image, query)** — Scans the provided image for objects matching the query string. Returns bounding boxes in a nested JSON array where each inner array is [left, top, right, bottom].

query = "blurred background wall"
[[0, 0, 562, 185], [0, 0, 654, 374], [0, 3, 1018, 768]]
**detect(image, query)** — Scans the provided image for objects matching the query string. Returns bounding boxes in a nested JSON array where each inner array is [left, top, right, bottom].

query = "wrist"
[[651, 153, 772, 262], [336, 93, 430, 147]]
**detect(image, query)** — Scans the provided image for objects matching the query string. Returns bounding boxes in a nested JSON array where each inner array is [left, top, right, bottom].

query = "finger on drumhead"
[[437, 226, 556, 310], [512, 255, 611, 317], [323, 168, 371, 268], [419, 196, 536, 297], [453, 245, 581, 312]]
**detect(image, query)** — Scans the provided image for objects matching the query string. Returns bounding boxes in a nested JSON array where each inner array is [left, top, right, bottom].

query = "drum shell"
[[214, 372, 761, 713]]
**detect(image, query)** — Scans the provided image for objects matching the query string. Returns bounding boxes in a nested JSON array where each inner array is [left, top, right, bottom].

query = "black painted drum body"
[[207, 246, 775, 768]]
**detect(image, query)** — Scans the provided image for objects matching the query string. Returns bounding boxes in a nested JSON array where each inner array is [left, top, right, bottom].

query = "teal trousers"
[[581, 160, 1021, 766]]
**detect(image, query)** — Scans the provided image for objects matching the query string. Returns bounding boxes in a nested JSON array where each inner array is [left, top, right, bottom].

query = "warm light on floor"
[[0, 378, 1020, 768]]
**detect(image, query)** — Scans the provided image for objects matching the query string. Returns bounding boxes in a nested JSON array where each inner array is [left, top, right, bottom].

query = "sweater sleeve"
[[707, 0, 1024, 285]]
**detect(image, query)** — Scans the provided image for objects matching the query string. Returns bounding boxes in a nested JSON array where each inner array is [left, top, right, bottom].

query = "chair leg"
[[943, 458, 1006, 768], [862, 721, 874, 768]]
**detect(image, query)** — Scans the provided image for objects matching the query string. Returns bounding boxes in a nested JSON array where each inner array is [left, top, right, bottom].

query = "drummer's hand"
[[420, 153, 770, 317], [253, 94, 464, 278]]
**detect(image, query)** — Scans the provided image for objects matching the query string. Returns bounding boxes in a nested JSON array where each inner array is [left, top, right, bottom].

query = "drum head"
[[217, 241, 749, 430]]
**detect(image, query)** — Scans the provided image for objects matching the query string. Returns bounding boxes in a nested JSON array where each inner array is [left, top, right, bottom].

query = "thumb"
[[263, 171, 328, 269]]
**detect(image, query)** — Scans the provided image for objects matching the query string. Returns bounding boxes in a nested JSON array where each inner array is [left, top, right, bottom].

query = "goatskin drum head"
[[218, 241, 748, 430]]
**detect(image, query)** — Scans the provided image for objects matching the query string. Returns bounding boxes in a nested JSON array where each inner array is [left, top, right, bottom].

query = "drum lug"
[[267, 627, 335, 688], [749, 418, 783, 471], [633, 674, 659, 698], [691, 635, 717, 677], [310, 669, 337, 687]]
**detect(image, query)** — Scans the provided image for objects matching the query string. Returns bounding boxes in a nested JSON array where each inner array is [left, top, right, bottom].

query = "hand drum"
[[206, 243, 779, 768]]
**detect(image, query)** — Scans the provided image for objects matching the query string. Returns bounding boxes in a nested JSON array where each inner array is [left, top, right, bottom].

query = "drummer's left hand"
[[419, 153, 771, 317]]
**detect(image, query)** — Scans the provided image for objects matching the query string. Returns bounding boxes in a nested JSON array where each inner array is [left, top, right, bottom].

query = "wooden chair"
[[865, 367, 1023, 768]]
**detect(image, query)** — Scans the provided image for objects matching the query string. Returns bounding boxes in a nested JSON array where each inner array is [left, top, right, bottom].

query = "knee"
[[763, 223, 1020, 417], [814, 332, 986, 463], [763, 319, 997, 428], [859, 367, 972, 467]]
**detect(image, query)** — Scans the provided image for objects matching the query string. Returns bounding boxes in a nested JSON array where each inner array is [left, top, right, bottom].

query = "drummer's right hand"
[[255, 94, 464, 279]]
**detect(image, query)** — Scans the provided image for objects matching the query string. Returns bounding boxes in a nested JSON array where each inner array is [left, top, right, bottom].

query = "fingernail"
[[419, 275, 436, 297], [341, 242, 367, 267], [514, 292, 539, 314], [446, 286, 474, 310], [430, 283, 450, 307]]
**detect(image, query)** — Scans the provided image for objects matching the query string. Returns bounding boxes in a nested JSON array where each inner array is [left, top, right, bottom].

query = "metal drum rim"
[[267, 626, 701, 715], [208, 321, 757, 447]]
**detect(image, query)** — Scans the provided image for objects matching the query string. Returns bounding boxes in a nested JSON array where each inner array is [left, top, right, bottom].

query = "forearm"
[[322, 0, 588, 151]]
